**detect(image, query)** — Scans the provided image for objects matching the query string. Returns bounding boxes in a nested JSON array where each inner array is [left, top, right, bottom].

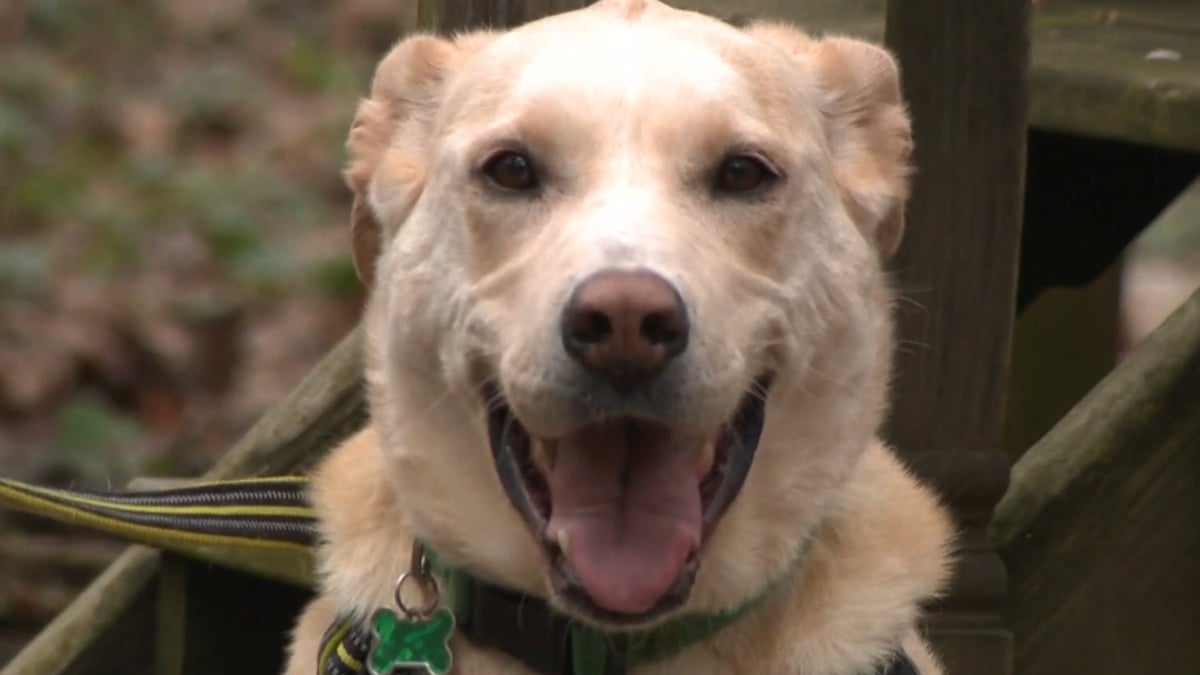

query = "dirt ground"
[[0, 0, 1196, 664]]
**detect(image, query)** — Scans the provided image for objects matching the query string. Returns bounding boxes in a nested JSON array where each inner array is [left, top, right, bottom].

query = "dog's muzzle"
[[484, 266, 771, 624]]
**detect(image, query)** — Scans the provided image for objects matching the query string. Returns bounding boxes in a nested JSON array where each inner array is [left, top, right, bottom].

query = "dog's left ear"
[[747, 24, 913, 259], [346, 31, 497, 286]]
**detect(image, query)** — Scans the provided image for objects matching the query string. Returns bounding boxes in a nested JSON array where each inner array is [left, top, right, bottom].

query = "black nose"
[[561, 269, 689, 388]]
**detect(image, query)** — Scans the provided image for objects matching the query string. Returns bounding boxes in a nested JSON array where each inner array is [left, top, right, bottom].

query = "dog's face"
[[353, 0, 911, 626]]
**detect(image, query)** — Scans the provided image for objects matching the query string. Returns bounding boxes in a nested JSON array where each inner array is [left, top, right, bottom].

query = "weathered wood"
[[155, 557, 187, 675], [881, 2, 1029, 674], [1003, 261, 1121, 462], [992, 286, 1200, 675], [2, 548, 159, 675], [171, 557, 312, 675], [1030, 3, 1200, 155], [0, 534, 121, 577]]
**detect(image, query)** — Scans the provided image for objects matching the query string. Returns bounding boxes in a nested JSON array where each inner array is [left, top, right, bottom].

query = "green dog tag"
[[367, 607, 455, 675]]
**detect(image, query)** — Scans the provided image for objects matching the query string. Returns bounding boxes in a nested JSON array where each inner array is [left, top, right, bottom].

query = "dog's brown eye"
[[714, 155, 774, 194], [482, 151, 538, 191]]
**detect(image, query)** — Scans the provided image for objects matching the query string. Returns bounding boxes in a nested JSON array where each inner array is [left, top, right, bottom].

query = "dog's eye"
[[714, 155, 775, 194], [482, 151, 539, 192]]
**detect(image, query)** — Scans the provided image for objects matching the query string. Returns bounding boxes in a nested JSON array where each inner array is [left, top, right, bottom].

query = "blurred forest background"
[[0, 0, 414, 657], [0, 0, 1197, 662]]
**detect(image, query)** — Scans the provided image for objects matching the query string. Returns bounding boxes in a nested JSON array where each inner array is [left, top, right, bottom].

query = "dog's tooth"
[[696, 441, 716, 476], [556, 529, 571, 560], [533, 440, 556, 473]]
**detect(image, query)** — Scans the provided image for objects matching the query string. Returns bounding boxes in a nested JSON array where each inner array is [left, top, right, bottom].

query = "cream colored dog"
[[284, 1, 953, 673]]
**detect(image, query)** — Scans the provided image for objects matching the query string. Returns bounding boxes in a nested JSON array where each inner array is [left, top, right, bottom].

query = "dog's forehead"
[[512, 23, 743, 103], [456, 10, 789, 120]]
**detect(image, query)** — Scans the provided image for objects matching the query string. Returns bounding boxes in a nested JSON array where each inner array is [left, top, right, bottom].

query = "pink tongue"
[[545, 419, 703, 615]]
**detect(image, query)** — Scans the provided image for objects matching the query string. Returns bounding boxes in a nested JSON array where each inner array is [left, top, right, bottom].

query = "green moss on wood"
[[992, 287, 1200, 675]]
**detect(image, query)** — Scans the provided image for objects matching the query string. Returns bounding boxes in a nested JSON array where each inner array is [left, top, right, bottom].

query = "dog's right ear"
[[744, 23, 913, 260], [346, 31, 496, 286]]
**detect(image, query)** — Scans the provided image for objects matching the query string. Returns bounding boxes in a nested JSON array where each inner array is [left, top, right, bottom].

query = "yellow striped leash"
[[0, 474, 318, 553]]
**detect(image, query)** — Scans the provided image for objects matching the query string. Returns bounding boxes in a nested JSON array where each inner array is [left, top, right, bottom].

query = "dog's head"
[[352, 0, 911, 626]]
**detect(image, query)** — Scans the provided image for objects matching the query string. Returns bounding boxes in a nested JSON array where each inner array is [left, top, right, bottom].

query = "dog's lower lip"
[[702, 375, 771, 534], [485, 383, 550, 528], [549, 549, 700, 626], [482, 376, 772, 623]]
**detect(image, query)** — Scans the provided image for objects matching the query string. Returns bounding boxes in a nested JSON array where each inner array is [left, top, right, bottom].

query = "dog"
[[283, 1, 953, 673]]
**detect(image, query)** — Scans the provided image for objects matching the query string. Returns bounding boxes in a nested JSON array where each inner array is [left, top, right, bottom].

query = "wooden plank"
[[0, 534, 120, 577], [1003, 261, 1121, 462], [880, 1, 1029, 674], [992, 286, 1200, 675], [155, 557, 187, 675], [1030, 4, 1200, 155], [173, 558, 312, 675], [2, 548, 159, 675]]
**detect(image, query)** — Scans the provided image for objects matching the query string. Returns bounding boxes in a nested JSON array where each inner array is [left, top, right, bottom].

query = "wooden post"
[[162, 557, 311, 675], [883, 2, 1030, 674], [156, 556, 188, 675]]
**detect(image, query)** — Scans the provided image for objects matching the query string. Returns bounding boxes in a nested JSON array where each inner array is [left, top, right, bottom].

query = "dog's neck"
[[318, 541, 923, 675], [311, 432, 950, 674], [318, 538, 817, 675], [425, 540, 808, 675]]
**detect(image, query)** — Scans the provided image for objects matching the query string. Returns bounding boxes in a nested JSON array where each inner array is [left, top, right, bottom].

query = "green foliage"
[[0, 0, 382, 304], [285, 38, 362, 94], [309, 257, 363, 299], [0, 0, 404, 491], [0, 244, 50, 298], [52, 397, 146, 484]]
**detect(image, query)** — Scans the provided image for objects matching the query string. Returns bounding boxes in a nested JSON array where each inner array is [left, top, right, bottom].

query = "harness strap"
[[319, 615, 374, 675]]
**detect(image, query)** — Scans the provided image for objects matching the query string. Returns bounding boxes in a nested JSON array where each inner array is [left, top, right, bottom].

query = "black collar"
[[319, 573, 920, 675], [449, 580, 921, 675]]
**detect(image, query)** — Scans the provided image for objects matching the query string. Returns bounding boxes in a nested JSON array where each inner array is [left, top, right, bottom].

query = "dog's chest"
[[440, 624, 919, 675]]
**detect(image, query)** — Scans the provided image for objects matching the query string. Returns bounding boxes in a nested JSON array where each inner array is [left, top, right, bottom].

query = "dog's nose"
[[561, 269, 689, 387]]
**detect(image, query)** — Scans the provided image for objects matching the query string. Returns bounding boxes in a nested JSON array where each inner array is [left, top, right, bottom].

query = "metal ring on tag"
[[394, 571, 440, 620]]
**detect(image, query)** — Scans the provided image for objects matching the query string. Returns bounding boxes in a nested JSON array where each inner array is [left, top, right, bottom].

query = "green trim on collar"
[[424, 543, 800, 675], [568, 597, 755, 674]]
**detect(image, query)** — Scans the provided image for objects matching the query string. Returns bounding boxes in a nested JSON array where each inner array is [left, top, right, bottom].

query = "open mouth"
[[485, 379, 770, 624]]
